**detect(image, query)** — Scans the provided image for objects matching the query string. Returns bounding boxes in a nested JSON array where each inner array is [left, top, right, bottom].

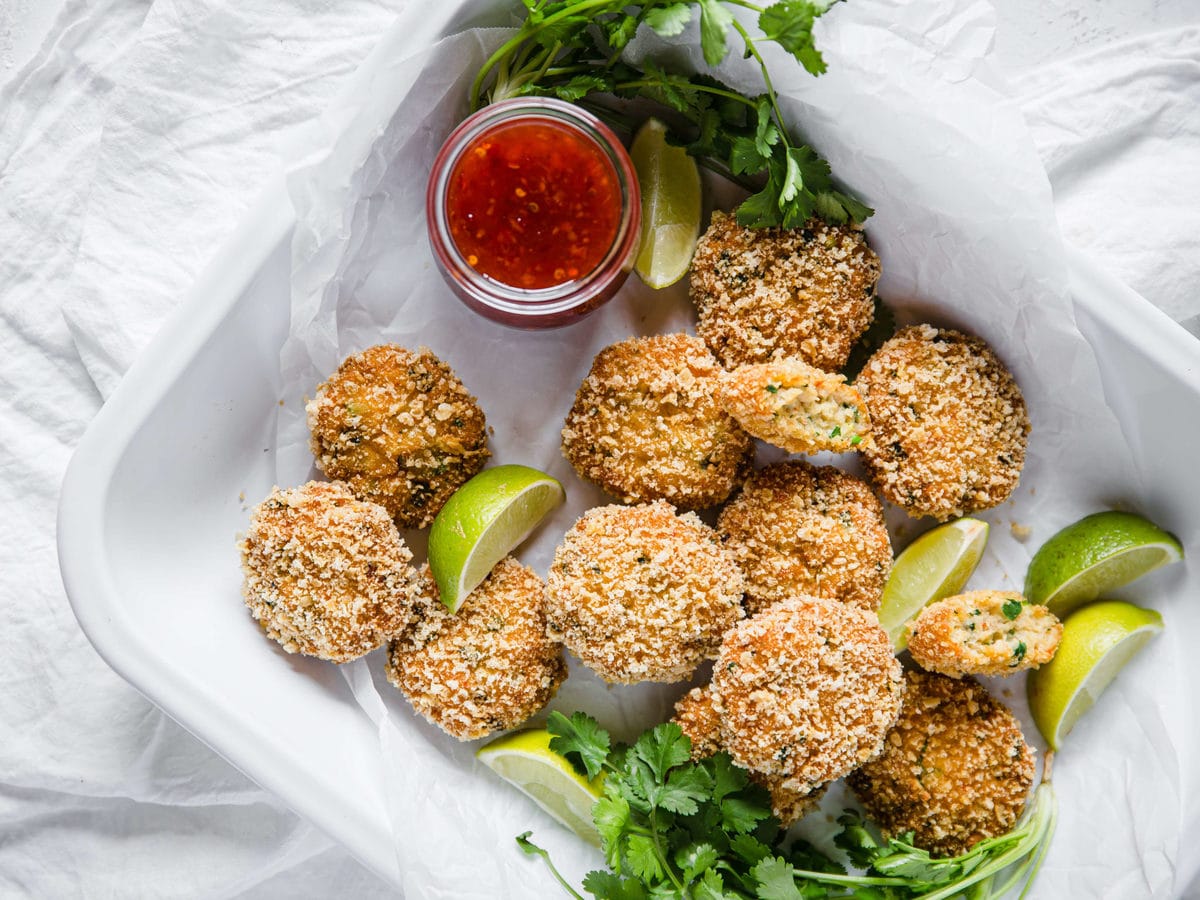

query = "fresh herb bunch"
[[517, 711, 1057, 899], [469, 0, 872, 228]]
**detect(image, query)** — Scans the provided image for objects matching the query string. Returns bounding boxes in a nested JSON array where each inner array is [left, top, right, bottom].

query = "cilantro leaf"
[[752, 857, 805, 900], [706, 752, 750, 802], [633, 722, 692, 781], [548, 710, 611, 779], [721, 796, 771, 834], [582, 870, 650, 900], [757, 1, 829, 76], [729, 832, 772, 866], [660, 765, 713, 815], [675, 842, 720, 882], [594, 794, 632, 866], [834, 810, 882, 869], [698, 0, 734, 66], [626, 834, 666, 883], [754, 99, 780, 158], [644, 3, 693, 37], [730, 135, 769, 176], [693, 868, 739, 900], [1003, 598, 1024, 620]]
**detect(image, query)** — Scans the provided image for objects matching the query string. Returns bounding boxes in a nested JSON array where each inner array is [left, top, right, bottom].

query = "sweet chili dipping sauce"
[[427, 98, 641, 328]]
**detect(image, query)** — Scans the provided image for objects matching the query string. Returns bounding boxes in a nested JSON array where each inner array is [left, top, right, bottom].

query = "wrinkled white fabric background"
[[1, 0, 1197, 897]]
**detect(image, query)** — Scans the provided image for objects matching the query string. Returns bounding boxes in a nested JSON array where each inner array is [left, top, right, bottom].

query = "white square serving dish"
[[58, 2, 1200, 896]]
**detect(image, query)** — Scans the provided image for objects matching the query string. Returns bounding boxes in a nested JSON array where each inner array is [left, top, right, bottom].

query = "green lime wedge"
[[428, 465, 564, 613], [477, 728, 604, 845], [878, 518, 989, 651], [1024, 511, 1183, 617], [630, 118, 701, 289], [1027, 600, 1163, 750]]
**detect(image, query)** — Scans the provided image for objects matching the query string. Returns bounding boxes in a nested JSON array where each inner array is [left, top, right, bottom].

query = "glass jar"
[[426, 97, 641, 328]]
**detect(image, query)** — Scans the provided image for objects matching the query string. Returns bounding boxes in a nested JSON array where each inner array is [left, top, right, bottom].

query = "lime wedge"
[[1025, 511, 1183, 617], [1027, 600, 1163, 750], [477, 728, 604, 845], [428, 465, 564, 613], [630, 118, 701, 289], [878, 518, 989, 651]]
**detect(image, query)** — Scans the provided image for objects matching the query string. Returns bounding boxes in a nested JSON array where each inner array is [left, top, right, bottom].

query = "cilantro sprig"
[[518, 711, 1057, 899], [469, 0, 872, 228]]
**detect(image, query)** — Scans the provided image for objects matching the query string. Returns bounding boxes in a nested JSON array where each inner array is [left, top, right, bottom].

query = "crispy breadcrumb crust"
[[717, 460, 892, 614], [385, 559, 566, 741], [561, 333, 752, 509], [856, 325, 1029, 520], [307, 344, 489, 529], [847, 670, 1035, 857], [718, 358, 872, 454], [240, 481, 417, 663], [689, 212, 880, 371], [672, 685, 825, 826], [545, 501, 745, 684], [711, 596, 903, 793], [906, 590, 1062, 678]]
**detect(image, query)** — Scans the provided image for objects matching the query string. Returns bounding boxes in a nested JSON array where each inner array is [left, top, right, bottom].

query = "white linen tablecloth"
[[1, 1, 1197, 896]]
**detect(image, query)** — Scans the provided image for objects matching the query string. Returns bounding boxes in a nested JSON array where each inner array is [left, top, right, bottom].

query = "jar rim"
[[426, 97, 641, 321]]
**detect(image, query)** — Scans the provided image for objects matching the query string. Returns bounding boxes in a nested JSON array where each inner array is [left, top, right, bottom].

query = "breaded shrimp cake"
[[857, 325, 1029, 520], [307, 344, 489, 529], [672, 685, 825, 825], [711, 596, 903, 793], [561, 333, 752, 509], [689, 212, 880, 371], [717, 460, 891, 614], [906, 590, 1062, 678], [847, 670, 1035, 857], [545, 502, 744, 684], [718, 358, 871, 454], [240, 481, 417, 662], [385, 558, 566, 740]]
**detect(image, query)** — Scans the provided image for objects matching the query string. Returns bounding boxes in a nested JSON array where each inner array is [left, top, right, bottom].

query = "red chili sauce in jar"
[[444, 119, 623, 290]]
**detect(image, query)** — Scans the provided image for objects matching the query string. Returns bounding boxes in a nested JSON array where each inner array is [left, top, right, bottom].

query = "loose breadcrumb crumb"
[[561, 333, 752, 509], [847, 670, 1035, 857], [711, 596, 903, 793], [545, 501, 745, 684], [717, 460, 892, 614], [857, 325, 1029, 520], [240, 481, 417, 663], [385, 558, 566, 741], [672, 685, 825, 825], [717, 358, 872, 454], [906, 590, 1062, 678], [689, 212, 880, 371], [307, 344, 489, 529]]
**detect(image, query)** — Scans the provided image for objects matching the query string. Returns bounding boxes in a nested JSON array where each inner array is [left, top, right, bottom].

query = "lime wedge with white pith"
[[631, 118, 702, 289], [1024, 511, 1183, 617], [878, 518, 989, 651], [477, 728, 604, 845], [1027, 600, 1163, 750], [428, 465, 564, 613]]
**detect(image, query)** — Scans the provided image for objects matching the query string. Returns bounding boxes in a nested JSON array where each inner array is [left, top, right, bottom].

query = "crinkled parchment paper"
[[273, 1, 1194, 896]]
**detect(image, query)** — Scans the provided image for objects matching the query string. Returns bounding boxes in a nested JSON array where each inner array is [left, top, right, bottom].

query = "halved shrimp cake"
[[906, 590, 1062, 678], [718, 358, 871, 454]]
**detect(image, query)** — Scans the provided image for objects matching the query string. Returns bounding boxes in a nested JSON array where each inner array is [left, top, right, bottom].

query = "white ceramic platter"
[[58, 5, 1200, 896]]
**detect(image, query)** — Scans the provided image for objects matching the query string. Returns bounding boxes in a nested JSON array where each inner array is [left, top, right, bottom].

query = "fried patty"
[[856, 325, 1030, 520], [240, 481, 417, 662], [847, 670, 1036, 857], [561, 333, 752, 509], [386, 558, 566, 740], [307, 344, 489, 529], [545, 501, 745, 683], [689, 212, 880, 371], [717, 460, 892, 614]]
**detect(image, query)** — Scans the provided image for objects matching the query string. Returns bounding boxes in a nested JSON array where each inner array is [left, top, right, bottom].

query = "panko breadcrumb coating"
[[717, 460, 892, 614], [906, 590, 1062, 678], [847, 670, 1035, 857], [672, 685, 825, 825], [689, 212, 880, 371], [307, 344, 489, 529], [857, 325, 1030, 520], [718, 358, 871, 454], [240, 481, 417, 663], [545, 502, 745, 684], [561, 333, 752, 509], [385, 558, 566, 740], [711, 596, 903, 793]]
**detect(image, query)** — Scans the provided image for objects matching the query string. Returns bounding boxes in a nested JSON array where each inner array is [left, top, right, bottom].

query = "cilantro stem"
[[515, 833, 587, 900], [613, 79, 759, 111], [728, 19, 790, 150], [649, 809, 689, 895]]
